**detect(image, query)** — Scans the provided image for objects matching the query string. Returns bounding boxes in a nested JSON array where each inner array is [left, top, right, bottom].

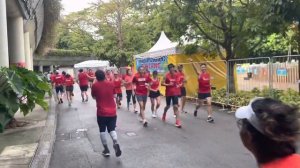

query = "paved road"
[[49, 86, 256, 168]]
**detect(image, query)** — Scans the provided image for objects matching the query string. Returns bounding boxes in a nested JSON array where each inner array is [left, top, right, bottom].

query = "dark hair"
[[200, 63, 207, 67], [79, 69, 83, 72], [95, 70, 105, 81], [66, 74, 70, 78], [62, 71, 66, 75], [168, 63, 175, 70], [153, 70, 158, 75], [241, 98, 300, 164]]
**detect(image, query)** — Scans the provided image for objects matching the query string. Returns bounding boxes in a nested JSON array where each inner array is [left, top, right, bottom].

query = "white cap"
[[235, 97, 265, 134]]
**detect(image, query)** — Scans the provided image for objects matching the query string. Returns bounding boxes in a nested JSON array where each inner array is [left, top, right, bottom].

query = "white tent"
[[74, 60, 110, 69], [134, 31, 178, 58]]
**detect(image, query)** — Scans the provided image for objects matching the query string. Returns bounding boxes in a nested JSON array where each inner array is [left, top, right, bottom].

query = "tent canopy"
[[74, 60, 110, 69], [134, 31, 178, 58]]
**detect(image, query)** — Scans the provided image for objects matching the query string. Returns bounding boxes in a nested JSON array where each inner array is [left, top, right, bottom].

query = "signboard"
[[276, 68, 287, 76], [135, 56, 168, 73]]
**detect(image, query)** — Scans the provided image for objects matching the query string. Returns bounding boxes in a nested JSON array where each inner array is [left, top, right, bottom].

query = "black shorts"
[[66, 86, 74, 92], [149, 90, 160, 98], [117, 93, 122, 99], [55, 85, 64, 94], [97, 116, 117, 133], [126, 90, 136, 104], [179, 87, 186, 97], [80, 85, 88, 92], [198, 93, 211, 100], [166, 96, 179, 106]]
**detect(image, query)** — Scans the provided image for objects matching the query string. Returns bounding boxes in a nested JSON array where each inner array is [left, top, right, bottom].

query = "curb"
[[30, 98, 57, 168]]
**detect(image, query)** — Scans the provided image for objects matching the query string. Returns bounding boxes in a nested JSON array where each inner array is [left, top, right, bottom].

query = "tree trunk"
[[225, 46, 236, 93]]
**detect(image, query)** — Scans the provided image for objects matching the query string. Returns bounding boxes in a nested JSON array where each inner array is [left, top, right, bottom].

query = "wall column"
[[24, 32, 32, 70], [0, 0, 9, 67], [7, 17, 25, 67], [39, 65, 43, 72], [50, 65, 54, 72]]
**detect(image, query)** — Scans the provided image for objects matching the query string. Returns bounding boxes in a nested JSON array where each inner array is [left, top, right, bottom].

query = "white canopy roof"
[[134, 31, 178, 58], [74, 60, 110, 69]]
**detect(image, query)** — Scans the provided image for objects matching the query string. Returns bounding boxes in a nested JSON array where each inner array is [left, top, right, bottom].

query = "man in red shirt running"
[[190, 60, 214, 123], [161, 64, 182, 128], [177, 65, 187, 114], [65, 74, 74, 106], [132, 66, 152, 127], [53, 71, 65, 104], [113, 71, 123, 109], [123, 69, 137, 112], [91, 70, 122, 157], [78, 69, 89, 102], [87, 69, 95, 88]]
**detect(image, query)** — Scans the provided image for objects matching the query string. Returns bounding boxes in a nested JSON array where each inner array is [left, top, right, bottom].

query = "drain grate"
[[56, 129, 88, 141]]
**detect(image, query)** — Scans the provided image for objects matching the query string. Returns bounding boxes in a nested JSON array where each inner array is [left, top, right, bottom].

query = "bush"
[[212, 87, 300, 107]]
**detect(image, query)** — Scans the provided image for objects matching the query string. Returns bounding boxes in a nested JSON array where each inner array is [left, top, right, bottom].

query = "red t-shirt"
[[54, 74, 65, 86], [150, 78, 160, 91], [88, 71, 95, 78], [165, 72, 180, 96], [114, 78, 122, 94], [91, 81, 116, 117], [124, 75, 133, 90], [177, 71, 185, 88], [65, 77, 74, 86], [261, 154, 300, 168], [132, 73, 152, 96], [78, 72, 89, 86], [50, 74, 56, 83], [198, 72, 211, 93]]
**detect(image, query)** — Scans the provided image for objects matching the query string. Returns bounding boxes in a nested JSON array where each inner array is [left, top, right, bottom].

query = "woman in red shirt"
[[161, 64, 182, 128], [189, 59, 214, 123], [149, 70, 161, 118], [132, 66, 152, 127], [236, 98, 300, 168], [123, 69, 137, 113], [113, 72, 123, 109], [64, 74, 74, 106]]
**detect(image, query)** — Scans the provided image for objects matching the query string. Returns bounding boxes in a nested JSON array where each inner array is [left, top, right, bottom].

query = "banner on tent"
[[135, 56, 168, 73]]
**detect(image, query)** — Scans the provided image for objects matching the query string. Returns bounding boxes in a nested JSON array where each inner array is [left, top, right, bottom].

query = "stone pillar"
[[30, 47, 33, 70], [24, 32, 32, 69], [39, 65, 43, 72], [0, 0, 9, 67], [50, 65, 54, 72], [7, 17, 26, 67]]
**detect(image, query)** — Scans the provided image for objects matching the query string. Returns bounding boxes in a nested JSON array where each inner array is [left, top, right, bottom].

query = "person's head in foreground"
[[152, 70, 158, 78], [126, 69, 132, 76], [235, 97, 300, 167], [138, 66, 145, 74], [95, 70, 105, 82], [178, 64, 183, 72], [79, 69, 83, 73], [114, 71, 119, 78], [200, 63, 207, 73]]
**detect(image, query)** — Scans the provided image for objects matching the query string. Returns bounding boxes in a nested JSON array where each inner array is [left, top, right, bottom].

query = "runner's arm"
[[161, 77, 170, 86]]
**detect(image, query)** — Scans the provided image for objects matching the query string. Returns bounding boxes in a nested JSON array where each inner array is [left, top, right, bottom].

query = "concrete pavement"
[[49, 86, 257, 168]]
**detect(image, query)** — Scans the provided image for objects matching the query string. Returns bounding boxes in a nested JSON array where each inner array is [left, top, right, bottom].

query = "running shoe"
[[194, 110, 198, 117], [152, 113, 157, 118], [143, 120, 148, 127], [162, 113, 166, 122], [175, 119, 182, 128], [207, 116, 214, 123], [102, 148, 110, 157], [113, 144, 122, 157], [134, 110, 138, 114]]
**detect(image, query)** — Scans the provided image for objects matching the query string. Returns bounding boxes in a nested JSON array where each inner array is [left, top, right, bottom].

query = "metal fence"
[[176, 55, 300, 109]]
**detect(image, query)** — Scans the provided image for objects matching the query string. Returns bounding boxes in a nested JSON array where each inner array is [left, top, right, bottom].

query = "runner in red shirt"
[[91, 70, 122, 157], [87, 69, 95, 88], [189, 59, 214, 123], [177, 65, 187, 114], [123, 69, 137, 112], [132, 66, 152, 127], [50, 72, 58, 102], [78, 69, 89, 102], [65, 74, 74, 106], [149, 70, 161, 118], [53, 71, 65, 104], [106, 70, 114, 82], [113, 71, 123, 109], [161, 64, 182, 128]]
